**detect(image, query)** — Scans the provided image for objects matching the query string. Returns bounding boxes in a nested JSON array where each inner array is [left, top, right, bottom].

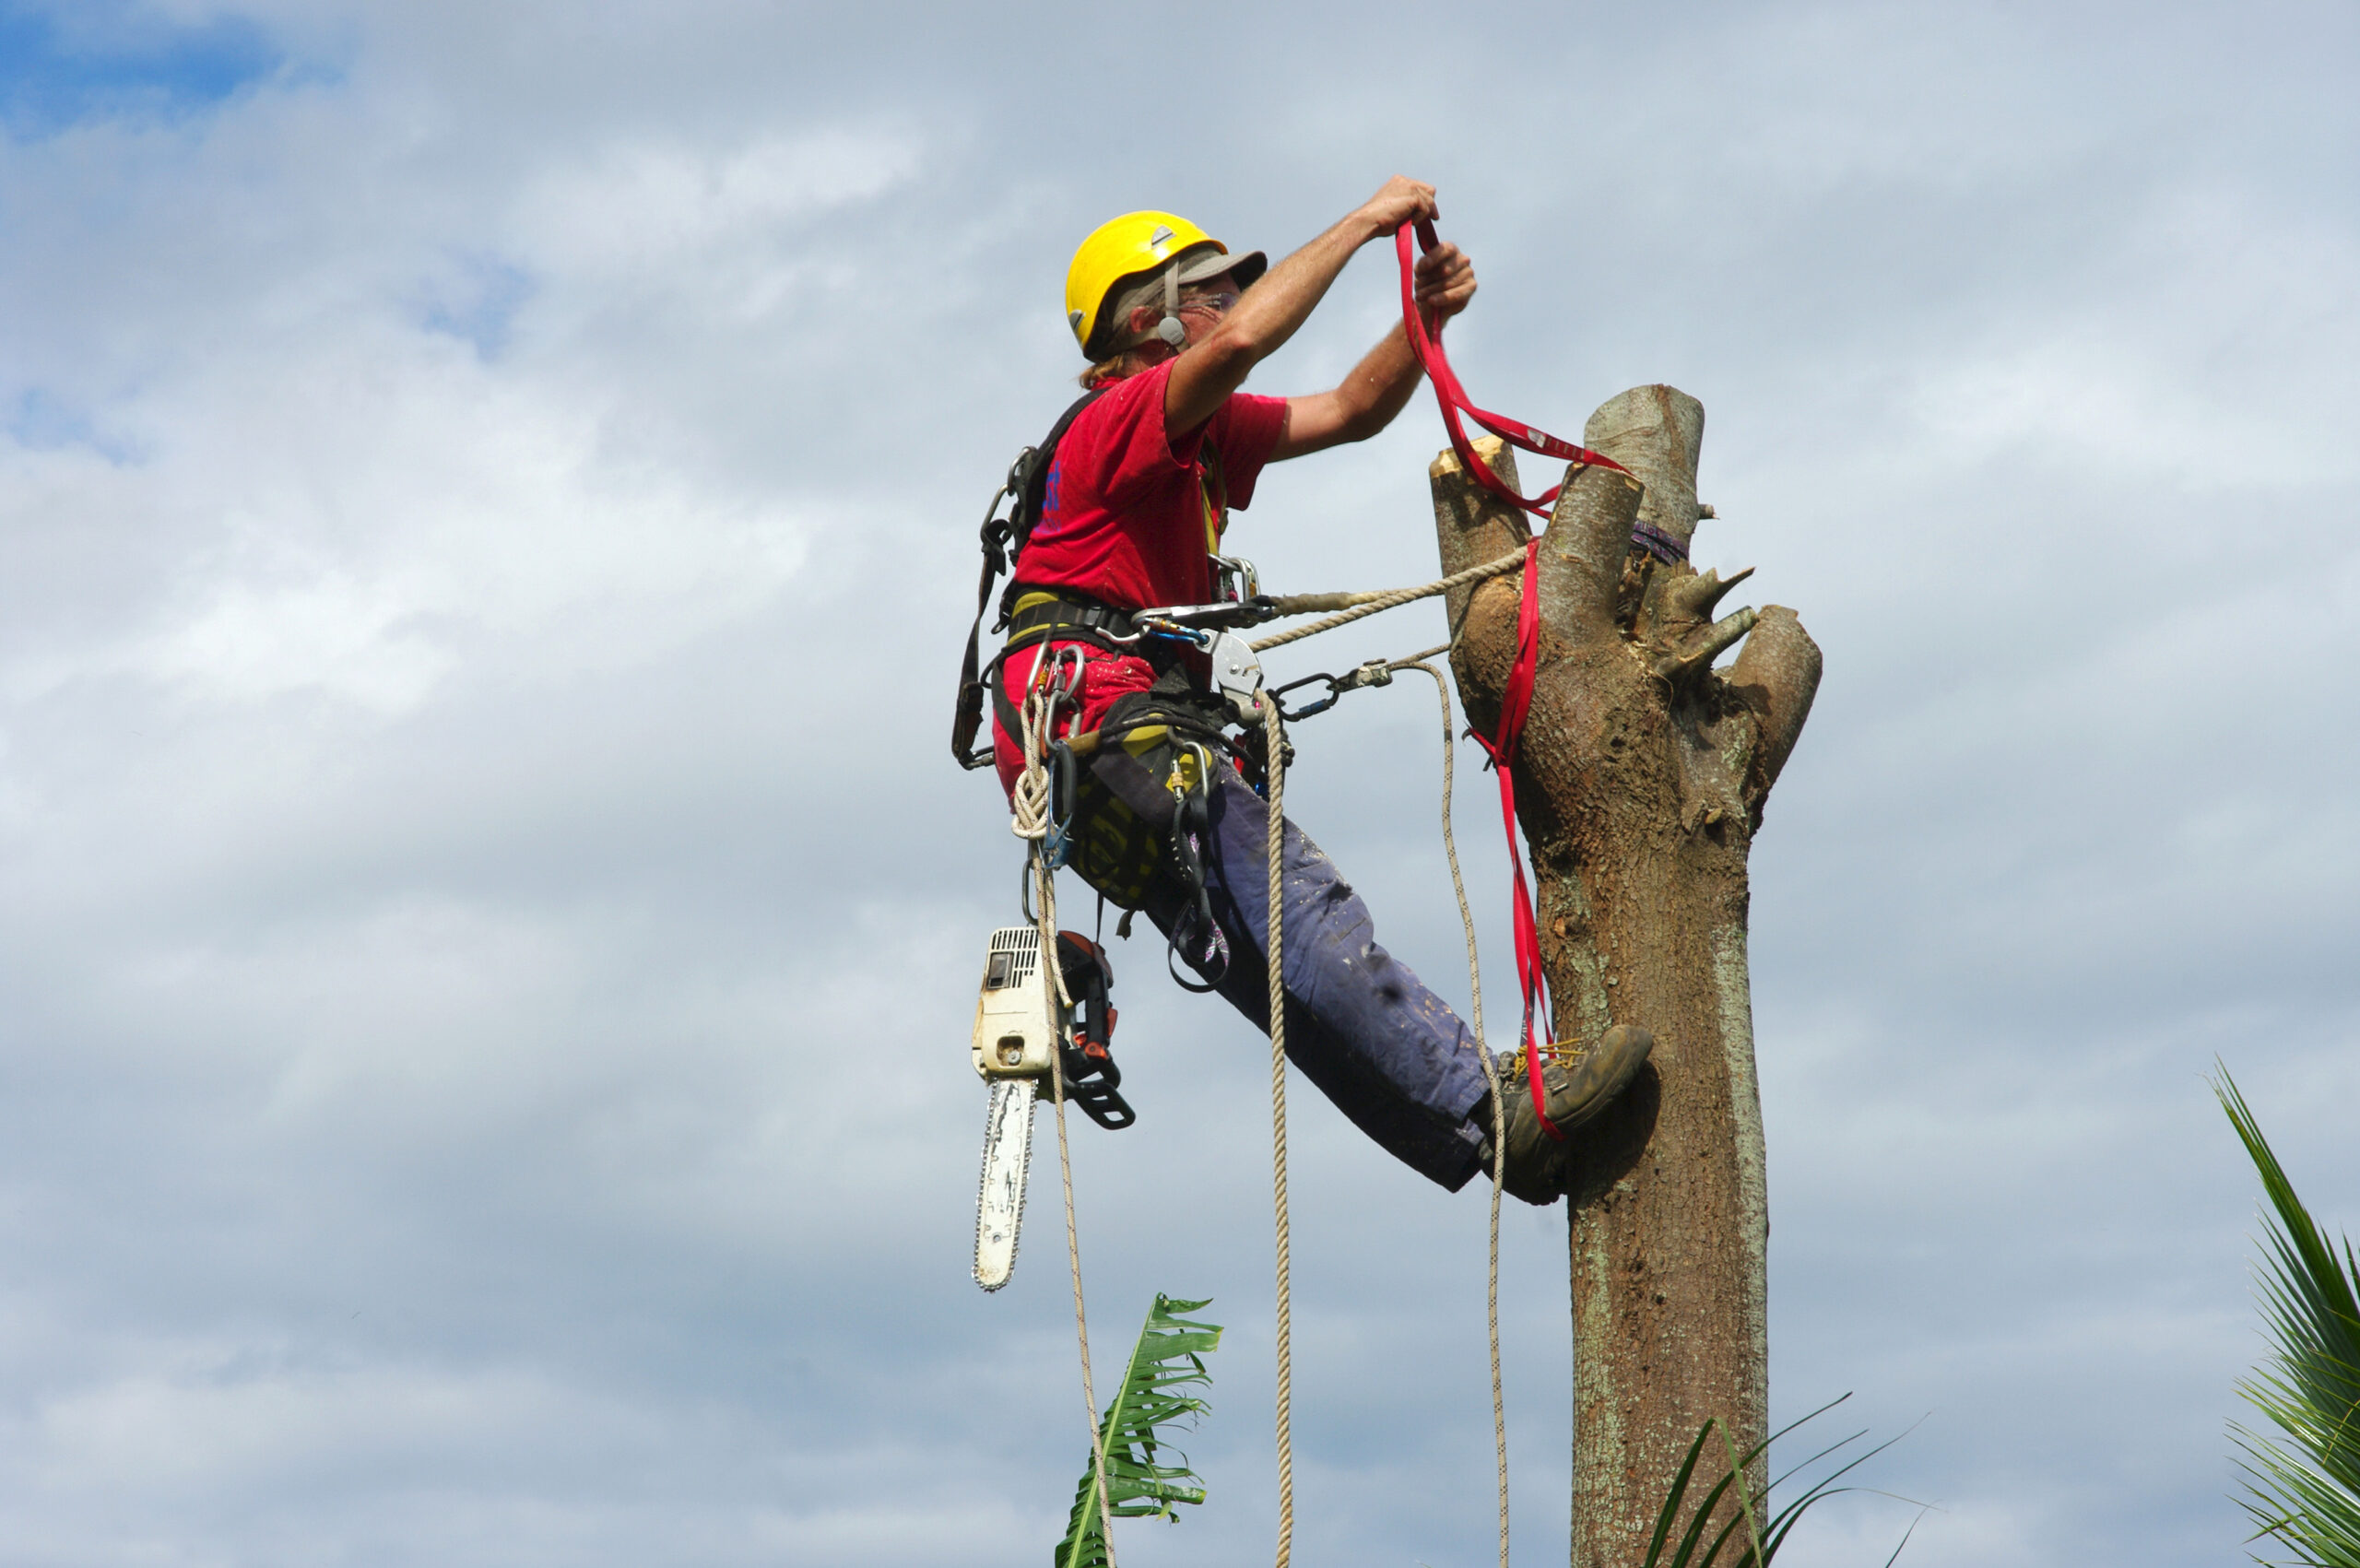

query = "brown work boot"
[[1485, 1025, 1654, 1206]]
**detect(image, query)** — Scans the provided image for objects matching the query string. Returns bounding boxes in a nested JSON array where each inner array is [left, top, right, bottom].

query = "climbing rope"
[[1259, 699, 1296, 1566], [1260, 648, 1511, 1568], [1248, 543, 1528, 653], [1398, 658, 1512, 1568], [1015, 658, 1122, 1568]]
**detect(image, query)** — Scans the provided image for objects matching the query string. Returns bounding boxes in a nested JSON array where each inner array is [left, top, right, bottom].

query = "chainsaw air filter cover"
[[971, 925, 1056, 1079]]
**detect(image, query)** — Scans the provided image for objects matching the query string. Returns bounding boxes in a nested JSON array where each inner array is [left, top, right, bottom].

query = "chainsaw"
[[969, 925, 1133, 1291]]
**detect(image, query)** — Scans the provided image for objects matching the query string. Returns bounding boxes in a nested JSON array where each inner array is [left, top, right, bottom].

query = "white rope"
[[1400, 659, 1511, 1568], [1017, 675, 1120, 1568], [1248, 545, 1528, 653], [1258, 658, 1509, 1568], [1261, 700, 1296, 1568]]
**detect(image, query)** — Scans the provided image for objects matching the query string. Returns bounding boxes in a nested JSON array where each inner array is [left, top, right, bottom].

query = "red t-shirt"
[[994, 362, 1289, 790], [1016, 360, 1289, 610]]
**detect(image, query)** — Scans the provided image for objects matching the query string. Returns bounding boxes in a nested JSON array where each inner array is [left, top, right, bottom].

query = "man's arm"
[[1163, 177, 1442, 438], [1270, 242, 1475, 461]]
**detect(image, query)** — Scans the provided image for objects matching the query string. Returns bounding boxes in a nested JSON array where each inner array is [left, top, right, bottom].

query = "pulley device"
[[969, 925, 1133, 1291]]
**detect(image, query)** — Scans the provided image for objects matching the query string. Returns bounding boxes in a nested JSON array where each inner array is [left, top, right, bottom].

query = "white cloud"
[[517, 126, 923, 285], [0, 3, 2353, 1565]]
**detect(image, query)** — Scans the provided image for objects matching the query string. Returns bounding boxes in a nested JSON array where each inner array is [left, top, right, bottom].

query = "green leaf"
[[1053, 1294, 1222, 1568], [1640, 1395, 1926, 1568], [2217, 1066, 2360, 1568]]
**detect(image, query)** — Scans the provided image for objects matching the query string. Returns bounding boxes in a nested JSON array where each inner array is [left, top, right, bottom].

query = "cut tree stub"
[[1586, 383, 1705, 555], [1427, 388, 1820, 1568]]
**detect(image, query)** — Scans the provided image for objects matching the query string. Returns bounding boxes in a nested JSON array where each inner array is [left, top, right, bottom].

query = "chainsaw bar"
[[974, 1076, 1037, 1291]]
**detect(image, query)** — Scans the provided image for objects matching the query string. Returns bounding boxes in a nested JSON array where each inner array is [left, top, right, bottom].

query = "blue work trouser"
[[1130, 768, 1493, 1192]]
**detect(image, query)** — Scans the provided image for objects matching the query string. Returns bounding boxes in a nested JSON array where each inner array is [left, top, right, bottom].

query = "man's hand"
[[1166, 175, 1456, 442], [1412, 242, 1476, 328], [1349, 175, 1439, 241], [1269, 224, 1478, 460]]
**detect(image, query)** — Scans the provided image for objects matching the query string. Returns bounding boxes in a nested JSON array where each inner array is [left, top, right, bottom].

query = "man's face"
[[1127, 270, 1240, 349]]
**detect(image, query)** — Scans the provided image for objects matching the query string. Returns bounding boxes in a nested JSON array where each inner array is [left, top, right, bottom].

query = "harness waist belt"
[[1004, 590, 1137, 650]]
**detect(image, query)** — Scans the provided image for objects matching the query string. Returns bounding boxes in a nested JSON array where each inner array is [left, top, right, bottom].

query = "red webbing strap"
[[1468, 539, 1559, 1139], [1404, 218, 1615, 1139], [1395, 220, 1626, 518]]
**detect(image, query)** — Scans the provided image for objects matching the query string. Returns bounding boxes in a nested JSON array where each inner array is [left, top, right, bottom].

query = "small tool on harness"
[[1162, 747, 1231, 993], [1043, 739, 1080, 870], [969, 924, 1137, 1292]]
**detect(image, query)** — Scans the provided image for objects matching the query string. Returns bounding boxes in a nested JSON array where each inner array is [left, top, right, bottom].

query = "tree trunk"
[[1426, 387, 1822, 1567]]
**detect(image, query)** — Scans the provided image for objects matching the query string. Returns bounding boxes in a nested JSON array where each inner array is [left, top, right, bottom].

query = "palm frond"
[[1053, 1293, 1222, 1568], [1641, 1395, 1928, 1567], [2217, 1067, 2360, 1568]]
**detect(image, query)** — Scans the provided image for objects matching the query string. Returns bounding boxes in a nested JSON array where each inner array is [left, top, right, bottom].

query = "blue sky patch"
[[421, 257, 537, 361], [0, 3, 281, 137], [6, 385, 137, 462]]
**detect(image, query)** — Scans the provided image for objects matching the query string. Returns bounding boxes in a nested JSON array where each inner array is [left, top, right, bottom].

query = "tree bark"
[[1427, 387, 1822, 1567]]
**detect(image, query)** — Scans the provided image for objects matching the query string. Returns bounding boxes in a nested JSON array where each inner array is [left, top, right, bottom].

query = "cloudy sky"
[[1, 1, 2354, 1563]]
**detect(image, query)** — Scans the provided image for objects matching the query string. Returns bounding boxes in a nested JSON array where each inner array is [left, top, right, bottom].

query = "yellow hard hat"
[[1064, 210, 1267, 360]]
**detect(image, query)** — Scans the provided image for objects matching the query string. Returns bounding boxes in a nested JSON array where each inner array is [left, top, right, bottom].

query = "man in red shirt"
[[988, 179, 1649, 1203]]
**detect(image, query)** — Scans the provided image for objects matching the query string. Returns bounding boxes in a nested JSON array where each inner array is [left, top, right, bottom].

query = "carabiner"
[[1033, 643, 1087, 703], [1270, 672, 1343, 722]]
